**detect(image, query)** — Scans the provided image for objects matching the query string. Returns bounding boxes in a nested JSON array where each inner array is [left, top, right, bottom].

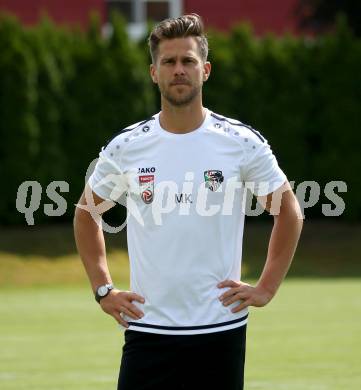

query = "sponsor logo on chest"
[[139, 175, 154, 204]]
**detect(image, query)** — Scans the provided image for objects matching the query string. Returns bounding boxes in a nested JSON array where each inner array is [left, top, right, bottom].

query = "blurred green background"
[[0, 13, 360, 224], [1, 4, 361, 390]]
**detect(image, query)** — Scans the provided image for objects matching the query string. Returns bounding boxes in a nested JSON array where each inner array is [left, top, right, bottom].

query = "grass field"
[[0, 221, 360, 389], [1, 281, 360, 390]]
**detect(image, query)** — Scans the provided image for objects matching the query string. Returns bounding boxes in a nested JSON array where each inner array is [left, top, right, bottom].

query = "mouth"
[[170, 81, 189, 86]]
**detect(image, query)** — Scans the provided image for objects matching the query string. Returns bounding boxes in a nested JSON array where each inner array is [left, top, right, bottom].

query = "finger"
[[231, 299, 252, 313], [219, 287, 239, 301], [112, 311, 129, 328], [219, 284, 250, 301], [122, 303, 144, 319], [217, 280, 239, 288], [127, 293, 145, 304], [223, 292, 247, 306], [119, 305, 142, 320]]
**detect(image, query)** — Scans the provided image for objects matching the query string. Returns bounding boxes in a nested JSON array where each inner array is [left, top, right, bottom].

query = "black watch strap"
[[95, 283, 114, 303]]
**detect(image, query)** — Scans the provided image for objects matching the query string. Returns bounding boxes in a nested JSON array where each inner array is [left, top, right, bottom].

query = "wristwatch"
[[95, 283, 114, 303]]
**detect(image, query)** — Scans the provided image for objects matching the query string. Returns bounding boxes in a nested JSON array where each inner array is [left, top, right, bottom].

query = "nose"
[[173, 60, 185, 76]]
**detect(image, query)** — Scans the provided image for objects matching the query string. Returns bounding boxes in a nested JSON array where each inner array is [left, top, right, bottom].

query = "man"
[[74, 14, 303, 390]]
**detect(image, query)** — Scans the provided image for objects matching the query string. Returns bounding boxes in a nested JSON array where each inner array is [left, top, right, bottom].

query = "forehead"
[[157, 37, 200, 59]]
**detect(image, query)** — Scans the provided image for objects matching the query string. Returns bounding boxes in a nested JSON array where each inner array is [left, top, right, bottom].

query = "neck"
[[159, 97, 206, 134]]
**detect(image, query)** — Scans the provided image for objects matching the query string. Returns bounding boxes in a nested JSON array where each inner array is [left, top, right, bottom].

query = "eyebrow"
[[161, 55, 197, 62]]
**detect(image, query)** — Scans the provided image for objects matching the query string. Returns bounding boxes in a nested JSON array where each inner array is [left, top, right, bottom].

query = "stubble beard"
[[160, 83, 202, 107]]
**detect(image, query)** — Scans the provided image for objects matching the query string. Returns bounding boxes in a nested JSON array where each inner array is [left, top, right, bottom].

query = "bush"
[[0, 15, 38, 224], [0, 13, 155, 225], [0, 13, 359, 224]]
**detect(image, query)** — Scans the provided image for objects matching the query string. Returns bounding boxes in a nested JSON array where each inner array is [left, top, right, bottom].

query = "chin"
[[167, 96, 195, 107]]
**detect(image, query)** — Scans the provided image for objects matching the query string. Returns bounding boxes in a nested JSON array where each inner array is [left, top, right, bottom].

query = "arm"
[[73, 185, 145, 327], [218, 181, 303, 312]]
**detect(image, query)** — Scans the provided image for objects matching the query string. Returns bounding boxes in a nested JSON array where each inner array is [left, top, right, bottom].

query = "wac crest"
[[204, 170, 224, 192]]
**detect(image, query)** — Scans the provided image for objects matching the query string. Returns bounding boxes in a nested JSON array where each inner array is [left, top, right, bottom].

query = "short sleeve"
[[243, 138, 287, 197], [87, 142, 127, 202]]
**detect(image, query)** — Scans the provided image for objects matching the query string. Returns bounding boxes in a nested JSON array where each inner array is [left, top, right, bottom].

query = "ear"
[[203, 61, 211, 82], [150, 64, 158, 84]]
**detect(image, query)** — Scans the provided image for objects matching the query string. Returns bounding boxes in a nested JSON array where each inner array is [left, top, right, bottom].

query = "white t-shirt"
[[88, 108, 287, 335]]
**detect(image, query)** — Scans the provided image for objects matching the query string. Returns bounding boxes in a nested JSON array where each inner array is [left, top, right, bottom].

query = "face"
[[150, 37, 211, 107]]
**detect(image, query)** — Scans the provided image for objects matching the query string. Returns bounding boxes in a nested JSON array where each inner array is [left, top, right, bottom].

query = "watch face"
[[98, 286, 108, 297]]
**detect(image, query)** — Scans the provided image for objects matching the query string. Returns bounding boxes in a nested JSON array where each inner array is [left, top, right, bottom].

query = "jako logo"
[[138, 167, 156, 174]]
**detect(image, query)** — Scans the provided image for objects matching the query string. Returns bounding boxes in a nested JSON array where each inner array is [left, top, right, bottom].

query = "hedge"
[[0, 13, 359, 224]]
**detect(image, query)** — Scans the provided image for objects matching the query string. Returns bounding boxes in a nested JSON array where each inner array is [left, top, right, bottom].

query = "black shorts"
[[117, 324, 247, 390]]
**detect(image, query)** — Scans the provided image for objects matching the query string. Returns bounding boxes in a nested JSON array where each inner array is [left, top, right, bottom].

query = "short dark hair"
[[148, 14, 208, 64]]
